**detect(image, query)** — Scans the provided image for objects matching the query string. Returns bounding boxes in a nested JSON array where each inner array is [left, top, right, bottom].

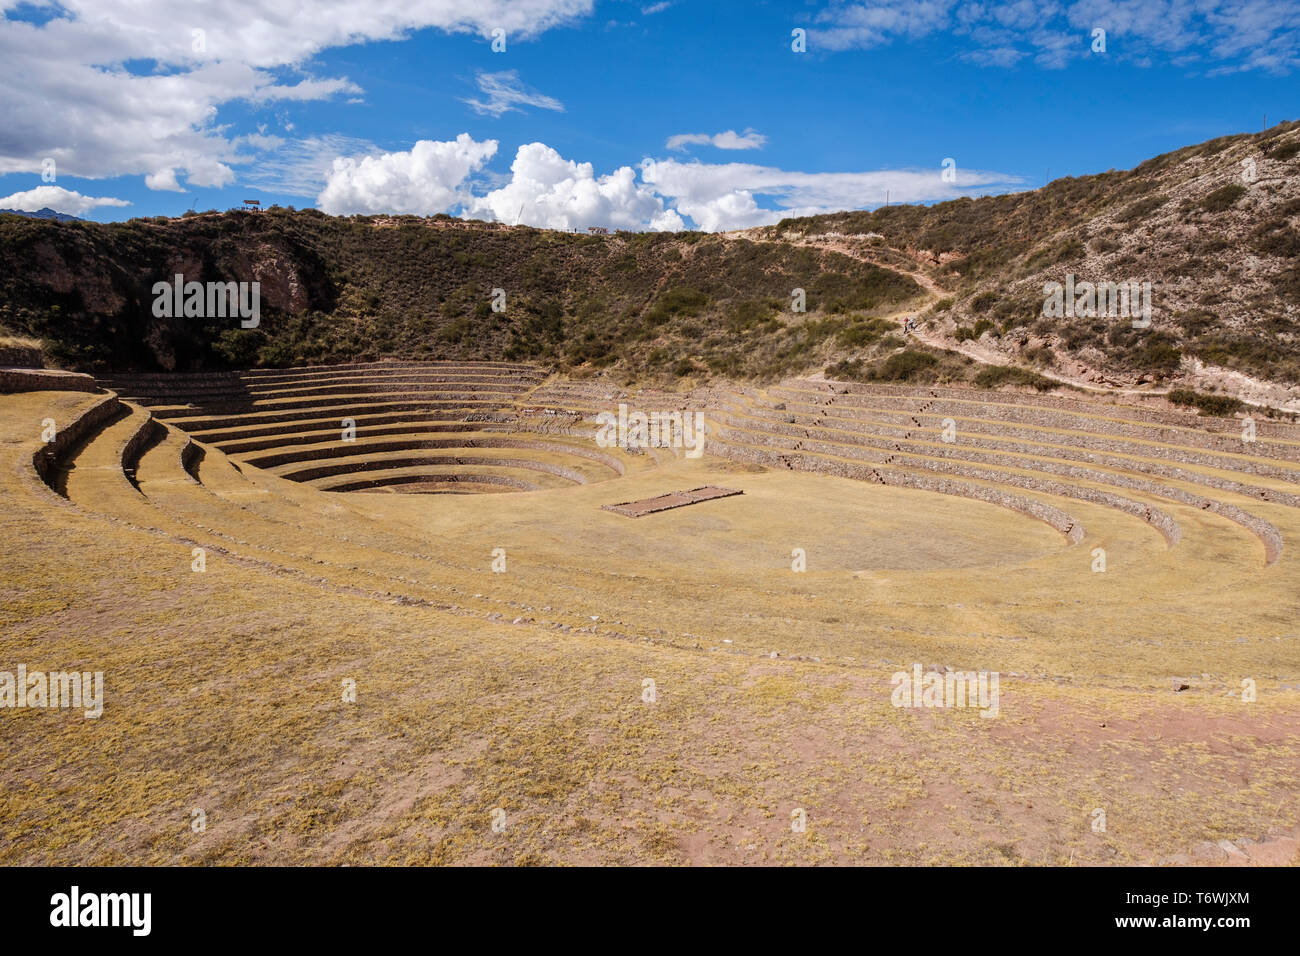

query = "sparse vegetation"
[[1167, 388, 1244, 417], [973, 365, 1057, 391], [1202, 184, 1247, 213]]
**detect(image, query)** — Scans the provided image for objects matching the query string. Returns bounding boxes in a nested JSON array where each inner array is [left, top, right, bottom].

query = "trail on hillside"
[[729, 230, 1300, 413], [731, 231, 1170, 397]]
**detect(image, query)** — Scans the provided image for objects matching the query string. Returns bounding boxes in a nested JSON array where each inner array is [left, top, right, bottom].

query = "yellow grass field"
[[2, 363, 1298, 865]]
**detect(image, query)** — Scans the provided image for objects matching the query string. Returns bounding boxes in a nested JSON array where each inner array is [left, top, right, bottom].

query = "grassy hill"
[[0, 210, 921, 381], [2, 120, 1297, 398], [761, 120, 1300, 395]]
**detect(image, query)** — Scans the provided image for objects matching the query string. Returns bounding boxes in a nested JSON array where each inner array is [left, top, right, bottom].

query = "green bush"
[[868, 349, 938, 382], [1167, 388, 1243, 417], [645, 287, 709, 326], [1267, 141, 1300, 161], [1202, 184, 1247, 213], [836, 317, 893, 348], [973, 365, 1057, 391], [1131, 339, 1183, 375], [1116, 195, 1165, 223], [1024, 344, 1055, 367], [1252, 223, 1300, 258], [824, 358, 867, 381]]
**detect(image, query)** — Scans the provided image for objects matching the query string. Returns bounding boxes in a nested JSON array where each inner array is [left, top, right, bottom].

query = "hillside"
[[0, 210, 921, 381], [758, 120, 1300, 408], [1, 120, 1298, 406]]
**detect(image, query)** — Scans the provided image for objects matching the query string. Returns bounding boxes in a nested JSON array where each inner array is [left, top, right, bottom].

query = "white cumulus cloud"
[[145, 168, 186, 192], [0, 186, 131, 216], [0, 1, 593, 188], [316, 135, 499, 216], [310, 135, 1024, 232], [640, 157, 1025, 231], [465, 142, 685, 231]]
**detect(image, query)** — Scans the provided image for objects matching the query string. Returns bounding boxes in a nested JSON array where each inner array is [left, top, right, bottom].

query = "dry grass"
[[0, 334, 42, 350], [2, 377, 1298, 866]]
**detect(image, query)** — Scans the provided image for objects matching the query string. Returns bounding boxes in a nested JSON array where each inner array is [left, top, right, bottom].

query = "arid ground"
[[2, 363, 1297, 865]]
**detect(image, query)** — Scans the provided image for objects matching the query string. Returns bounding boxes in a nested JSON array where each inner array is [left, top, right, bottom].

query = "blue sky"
[[1, 0, 1297, 229]]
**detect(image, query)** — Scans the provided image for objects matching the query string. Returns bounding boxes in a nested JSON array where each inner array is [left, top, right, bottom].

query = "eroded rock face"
[[233, 245, 310, 314], [31, 239, 126, 314], [1, 214, 335, 372]]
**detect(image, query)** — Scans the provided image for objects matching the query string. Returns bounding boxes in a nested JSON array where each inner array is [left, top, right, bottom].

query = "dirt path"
[[776, 233, 1173, 397], [734, 232, 1300, 412]]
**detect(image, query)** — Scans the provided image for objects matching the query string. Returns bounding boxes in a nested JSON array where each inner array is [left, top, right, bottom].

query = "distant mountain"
[[0, 207, 82, 222]]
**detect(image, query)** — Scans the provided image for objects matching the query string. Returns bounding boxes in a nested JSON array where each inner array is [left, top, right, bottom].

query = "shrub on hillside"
[[1267, 140, 1300, 161], [1024, 344, 1055, 367], [1202, 184, 1247, 213], [1252, 222, 1300, 258], [836, 317, 893, 348], [1167, 388, 1244, 417], [973, 365, 1057, 391], [868, 349, 938, 382], [1116, 195, 1165, 224], [824, 358, 867, 381], [1132, 339, 1183, 375], [645, 287, 709, 326]]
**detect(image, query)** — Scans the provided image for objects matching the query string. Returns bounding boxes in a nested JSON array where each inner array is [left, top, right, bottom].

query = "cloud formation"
[[810, 0, 1300, 72], [317, 135, 499, 216], [665, 129, 767, 151], [641, 157, 1024, 231], [0, 186, 130, 216], [312, 135, 1022, 232], [465, 142, 685, 231], [0, 1, 593, 186], [462, 71, 566, 117]]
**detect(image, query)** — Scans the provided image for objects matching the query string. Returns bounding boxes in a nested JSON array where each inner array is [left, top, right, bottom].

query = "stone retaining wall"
[[280, 455, 588, 485], [242, 436, 621, 475], [718, 394, 1300, 484], [0, 345, 43, 368], [711, 423, 1180, 546], [1, 368, 99, 394], [706, 436, 1086, 544], [214, 421, 482, 453], [710, 406, 1300, 510], [714, 415, 1280, 561], [181, 436, 204, 481], [30, 394, 122, 489], [321, 472, 540, 493], [756, 387, 1300, 466], [122, 417, 165, 479], [157, 391, 512, 418], [161, 400, 499, 427], [798, 378, 1300, 440]]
